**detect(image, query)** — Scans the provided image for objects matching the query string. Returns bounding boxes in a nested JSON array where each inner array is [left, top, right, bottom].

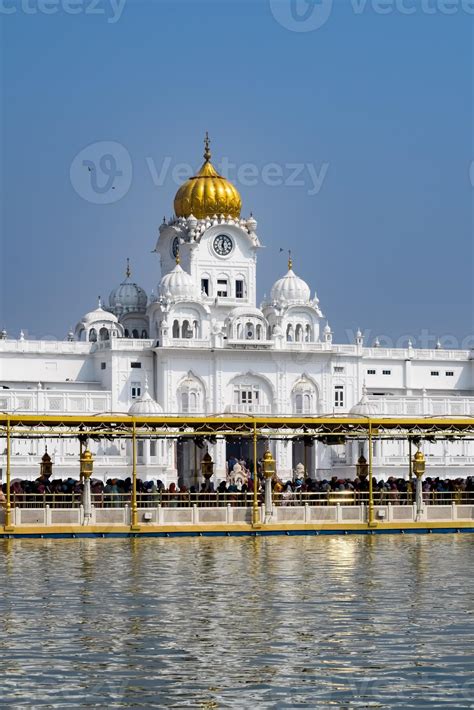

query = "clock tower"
[[153, 135, 261, 325]]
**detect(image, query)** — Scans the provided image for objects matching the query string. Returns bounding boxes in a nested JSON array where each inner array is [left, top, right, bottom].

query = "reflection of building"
[[1, 136, 473, 485]]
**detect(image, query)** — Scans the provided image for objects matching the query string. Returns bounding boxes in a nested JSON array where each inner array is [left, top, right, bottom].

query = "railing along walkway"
[[8, 490, 474, 509]]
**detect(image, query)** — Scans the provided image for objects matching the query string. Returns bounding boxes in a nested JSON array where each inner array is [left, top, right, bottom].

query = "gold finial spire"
[[204, 131, 211, 162], [126, 257, 131, 279], [175, 248, 180, 265], [288, 250, 293, 271]]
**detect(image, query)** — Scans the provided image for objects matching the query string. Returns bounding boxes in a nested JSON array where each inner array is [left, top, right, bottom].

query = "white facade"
[[1, 147, 473, 485]]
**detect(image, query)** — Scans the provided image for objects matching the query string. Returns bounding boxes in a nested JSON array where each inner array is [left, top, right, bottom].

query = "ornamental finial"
[[175, 248, 181, 265], [204, 131, 211, 162], [288, 250, 293, 271], [126, 257, 131, 279]]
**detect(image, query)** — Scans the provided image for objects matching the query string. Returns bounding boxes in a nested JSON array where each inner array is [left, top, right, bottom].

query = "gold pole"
[[368, 422, 376, 527], [5, 418, 13, 531], [252, 422, 260, 527], [131, 421, 139, 530], [79, 438, 84, 483]]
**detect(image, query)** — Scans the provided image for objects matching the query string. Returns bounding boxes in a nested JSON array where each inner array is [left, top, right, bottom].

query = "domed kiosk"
[[174, 133, 242, 220]]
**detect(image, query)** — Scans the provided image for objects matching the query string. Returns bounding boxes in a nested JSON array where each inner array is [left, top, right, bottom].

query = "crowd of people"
[[1, 466, 473, 507]]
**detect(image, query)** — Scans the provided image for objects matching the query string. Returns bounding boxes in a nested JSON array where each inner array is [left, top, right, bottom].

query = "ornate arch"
[[291, 374, 319, 415], [177, 370, 207, 414]]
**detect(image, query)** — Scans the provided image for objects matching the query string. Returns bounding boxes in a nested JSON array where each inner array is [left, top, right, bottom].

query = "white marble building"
[[1, 138, 473, 484]]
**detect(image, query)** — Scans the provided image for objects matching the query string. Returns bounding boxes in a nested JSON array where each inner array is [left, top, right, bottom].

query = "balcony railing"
[[367, 396, 474, 417], [8, 490, 474, 509], [0, 389, 113, 414], [227, 404, 272, 414]]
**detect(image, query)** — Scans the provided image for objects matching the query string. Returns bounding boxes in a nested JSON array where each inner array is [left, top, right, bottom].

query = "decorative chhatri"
[[173, 133, 242, 220]]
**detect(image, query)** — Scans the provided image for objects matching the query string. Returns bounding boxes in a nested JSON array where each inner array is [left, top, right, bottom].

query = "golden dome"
[[174, 133, 242, 220]]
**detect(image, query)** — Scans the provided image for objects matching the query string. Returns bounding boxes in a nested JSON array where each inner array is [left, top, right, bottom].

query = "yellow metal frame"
[[1, 413, 473, 438], [2, 413, 474, 533]]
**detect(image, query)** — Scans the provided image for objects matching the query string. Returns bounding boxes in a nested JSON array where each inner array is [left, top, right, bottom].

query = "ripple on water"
[[0, 535, 473, 708]]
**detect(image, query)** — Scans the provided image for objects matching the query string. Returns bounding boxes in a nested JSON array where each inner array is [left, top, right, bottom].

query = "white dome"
[[110, 281, 147, 314], [271, 267, 311, 305], [350, 389, 379, 417], [159, 264, 197, 301], [82, 301, 118, 325], [128, 388, 163, 415]]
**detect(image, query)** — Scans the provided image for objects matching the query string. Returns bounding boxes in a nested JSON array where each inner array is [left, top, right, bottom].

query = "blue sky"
[[1, 0, 473, 346]]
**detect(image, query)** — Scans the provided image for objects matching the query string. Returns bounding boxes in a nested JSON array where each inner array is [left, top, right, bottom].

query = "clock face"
[[213, 234, 233, 256], [171, 236, 180, 258]]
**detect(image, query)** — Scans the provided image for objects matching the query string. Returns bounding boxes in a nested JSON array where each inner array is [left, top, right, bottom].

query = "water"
[[0, 536, 473, 709]]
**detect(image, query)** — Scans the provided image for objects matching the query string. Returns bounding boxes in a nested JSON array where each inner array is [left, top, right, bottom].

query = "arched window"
[[124, 329, 129, 338], [305, 324, 312, 342], [295, 324, 303, 342], [178, 373, 205, 414], [295, 393, 303, 413], [292, 379, 317, 415], [89, 328, 97, 342], [172, 320, 180, 338], [141, 330, 148, 339], [256, 324, 262, 340], [193, 320, 199, 338], [132, 329, 139, 339], [286, 324, 293, 342], [99, 327, 109, 341], [230, 374, 273, 414], [235, 277, 245, 299], [246, 322, 254, 340], [236, 322, 242, 339], [201, 274, 210, 296], [217, 276, 228, 297], [182, 320, 193, 339]]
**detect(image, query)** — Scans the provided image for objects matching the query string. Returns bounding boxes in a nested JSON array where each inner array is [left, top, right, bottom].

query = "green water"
[[0, 536, 473, 708]]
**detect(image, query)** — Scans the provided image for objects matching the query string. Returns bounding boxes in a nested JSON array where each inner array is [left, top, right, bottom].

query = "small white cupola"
[[270, 254, 311, 305], [350, 385, 379, 417], [159, 254, 198, 302], [128, 378, 163, 415], [75, 297, 123, 342]]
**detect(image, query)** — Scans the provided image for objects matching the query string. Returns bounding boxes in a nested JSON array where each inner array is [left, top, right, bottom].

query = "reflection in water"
[[0, 536, 473, 708]]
